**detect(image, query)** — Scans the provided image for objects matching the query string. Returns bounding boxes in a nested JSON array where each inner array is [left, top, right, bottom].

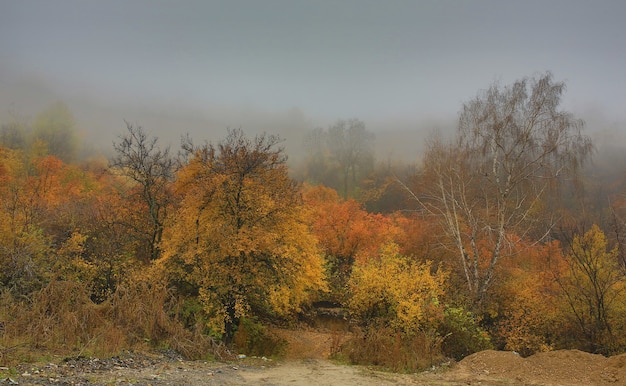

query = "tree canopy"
[[161, 129, 326, 342]]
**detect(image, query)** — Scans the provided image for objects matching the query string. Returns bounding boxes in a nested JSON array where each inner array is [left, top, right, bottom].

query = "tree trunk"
[[222, 294, 239, 345]]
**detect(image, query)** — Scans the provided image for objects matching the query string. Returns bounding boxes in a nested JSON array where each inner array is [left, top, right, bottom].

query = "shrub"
[[347, 243, 448, 334], [232, 317, 287, 358], [341, 243, 451, 371], [438, 306, 492, 360]]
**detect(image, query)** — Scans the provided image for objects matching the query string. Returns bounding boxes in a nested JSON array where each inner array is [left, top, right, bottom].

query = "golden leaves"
[[161, 131, 325, 337], [348, 242, 448, 333]]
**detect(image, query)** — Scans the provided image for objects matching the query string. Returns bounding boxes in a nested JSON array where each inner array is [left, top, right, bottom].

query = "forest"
[[1, 72, 625, 372]]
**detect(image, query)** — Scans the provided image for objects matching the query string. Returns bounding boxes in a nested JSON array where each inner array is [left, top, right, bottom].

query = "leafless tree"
[[402, 73, 593, 304], [110, 122, 174, 261]]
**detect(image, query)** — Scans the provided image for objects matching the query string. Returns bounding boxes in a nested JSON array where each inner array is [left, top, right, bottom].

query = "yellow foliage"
[[493, 240, 563, 356], [559, 224, 626, 354], [49, 230, 97, 284], [348, 242, 448, 333], [161, 130, 326, 340]]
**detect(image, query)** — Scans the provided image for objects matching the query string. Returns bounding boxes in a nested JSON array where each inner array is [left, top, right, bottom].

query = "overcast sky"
[[1, 0, 625, 157]]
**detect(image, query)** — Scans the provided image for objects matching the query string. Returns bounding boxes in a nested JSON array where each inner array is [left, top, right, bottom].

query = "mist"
[[2, 68, 624, 175], [0, 68, 459, 166], [3, 1, 624, 170]]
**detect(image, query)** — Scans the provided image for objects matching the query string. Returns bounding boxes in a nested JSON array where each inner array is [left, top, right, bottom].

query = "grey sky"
[[1, 0, 625, 156]]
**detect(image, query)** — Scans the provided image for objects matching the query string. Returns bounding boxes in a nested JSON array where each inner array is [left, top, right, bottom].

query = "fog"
[[2, 69, 624, 171], [2, 1, 625, 169], [0, 69, 458, 165]]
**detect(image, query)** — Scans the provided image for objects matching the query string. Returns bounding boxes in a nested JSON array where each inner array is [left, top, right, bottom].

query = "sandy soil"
[[4, 329, 626, 385]]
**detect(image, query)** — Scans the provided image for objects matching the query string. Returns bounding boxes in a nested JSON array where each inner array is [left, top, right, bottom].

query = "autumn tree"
[[110, 122, 174, 261], [492, 239, 564, 356], [0, 147, 109, 297], [75, 160, 144, 302], [403, 73, 593, 305], [0, 151, 76, 295], [0, 147, 47, 295], [557, 225, 626, 354], [162, 129, 325, 343], [303, 184, 399, 302]]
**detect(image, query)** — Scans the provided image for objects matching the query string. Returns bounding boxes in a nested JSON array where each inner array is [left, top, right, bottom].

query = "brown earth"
[[426, 349, 626, 385], [3, 329, 626, 385]]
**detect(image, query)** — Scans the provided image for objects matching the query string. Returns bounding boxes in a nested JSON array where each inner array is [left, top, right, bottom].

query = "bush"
[[232, 317, 287, 358], [347, 243, 448, 334], [341, 243, 451, 372], [438, 306, 492, 360]]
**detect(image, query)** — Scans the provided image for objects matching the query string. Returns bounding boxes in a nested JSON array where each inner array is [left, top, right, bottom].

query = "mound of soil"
[[433, 349, 626, 385]]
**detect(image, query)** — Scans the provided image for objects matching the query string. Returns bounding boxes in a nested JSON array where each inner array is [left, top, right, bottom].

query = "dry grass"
[[338, 326, 446, 372], [0, 279, 226, 365], [232, 318, 287, 358], [329, 327, 348, 357]]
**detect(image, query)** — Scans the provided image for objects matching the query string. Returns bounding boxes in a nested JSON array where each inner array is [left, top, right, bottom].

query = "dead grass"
[[338, 326, 446, 372], [0, 279, 227, 365]]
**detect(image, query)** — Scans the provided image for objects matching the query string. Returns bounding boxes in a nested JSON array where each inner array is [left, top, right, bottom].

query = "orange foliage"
[[303, 184, 400, 265], [0, 145, 141, 300], [493, 240, 566, 355], [302, 184, 401, 301], [391, 213, 440, 262]]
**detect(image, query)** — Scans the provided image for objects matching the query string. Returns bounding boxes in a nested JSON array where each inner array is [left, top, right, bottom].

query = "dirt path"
[[235, 358, 424, 385], [8, 355, 428, 385], [270, 327, 345, 359]]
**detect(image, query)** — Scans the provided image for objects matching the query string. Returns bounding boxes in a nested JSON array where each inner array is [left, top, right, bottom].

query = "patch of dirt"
[[421, 349, 626, 385], [3, 331, 626, 385], [270, 326, 349, 359]]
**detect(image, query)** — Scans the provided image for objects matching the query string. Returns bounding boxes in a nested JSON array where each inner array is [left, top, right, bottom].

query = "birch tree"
[[404, 73, 592, 304]]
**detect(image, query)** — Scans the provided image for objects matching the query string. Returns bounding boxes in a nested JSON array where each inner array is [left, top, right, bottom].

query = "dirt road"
[[9, 355, 429, 385]]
